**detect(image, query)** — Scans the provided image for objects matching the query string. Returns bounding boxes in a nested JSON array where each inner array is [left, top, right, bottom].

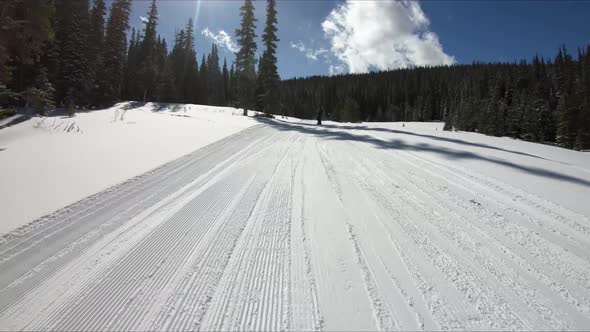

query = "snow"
[[0, 102, 256, 234], [289, 119, 590, 216], [1, 108, 590, 330]]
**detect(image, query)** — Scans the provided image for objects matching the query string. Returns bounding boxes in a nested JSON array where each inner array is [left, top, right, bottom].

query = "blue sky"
[[124, 0, 590, 79]]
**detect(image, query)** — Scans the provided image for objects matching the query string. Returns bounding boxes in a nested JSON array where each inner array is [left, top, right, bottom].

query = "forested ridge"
[[280, 47, 590, 150], [1, 0, 589, 149], [1, 0, 275, 115]]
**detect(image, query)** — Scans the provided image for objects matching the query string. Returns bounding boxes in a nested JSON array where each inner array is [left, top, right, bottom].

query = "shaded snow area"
[[0, 102, 256, 234], [1, 112, 590, 330]]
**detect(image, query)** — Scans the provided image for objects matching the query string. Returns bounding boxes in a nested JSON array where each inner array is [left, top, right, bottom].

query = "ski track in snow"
[[1, 121, 590, 331]]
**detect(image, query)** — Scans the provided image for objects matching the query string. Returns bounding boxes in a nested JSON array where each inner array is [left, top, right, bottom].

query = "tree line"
[[279, 46, 590, 150], [0, 0, 279, 116], [1, 0, 588, 150]]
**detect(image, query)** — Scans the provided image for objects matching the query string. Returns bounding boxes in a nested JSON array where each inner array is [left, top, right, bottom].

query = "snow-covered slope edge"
[[0, 102, 257, 234]]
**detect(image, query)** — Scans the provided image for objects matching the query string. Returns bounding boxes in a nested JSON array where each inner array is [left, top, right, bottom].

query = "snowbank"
[[0, 102, 256, 234]]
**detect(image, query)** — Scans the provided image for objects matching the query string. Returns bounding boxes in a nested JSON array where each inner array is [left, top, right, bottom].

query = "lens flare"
[[193, 0, 202, 26]]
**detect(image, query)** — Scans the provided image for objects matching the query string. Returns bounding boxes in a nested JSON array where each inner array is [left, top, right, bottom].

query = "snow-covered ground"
[[1, 107, 590, 330], [0, 102, 256, 234], [311, 120, 590, 216]]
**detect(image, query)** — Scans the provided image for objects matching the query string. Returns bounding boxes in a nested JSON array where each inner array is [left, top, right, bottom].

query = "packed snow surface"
[[1, 106, 590, 330]]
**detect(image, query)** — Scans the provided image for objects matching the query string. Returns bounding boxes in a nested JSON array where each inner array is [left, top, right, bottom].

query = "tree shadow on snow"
[[34, 101, 186, 117], [119, 102, 183, 112], [121, 101, 147, 110], [152, 103, 173, 112], [275, 120, 554, 162], [255, 117, 590, 188]]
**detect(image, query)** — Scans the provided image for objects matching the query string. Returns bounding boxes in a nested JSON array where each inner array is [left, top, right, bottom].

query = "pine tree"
[[185, 19, 199, 103], [156, 60, 176, 102], [174, 18, 199, 103], [229, 63, 238, 106], [137, 0, 159, 101], [200, 54, 208, 104], [206, 44, 223, 105], [555, 47, 577, 148], [556, 92, 574, 147], [123, 28, 139, 100], [55, 0, 91, 109], [0, 83, 21, 107], [255, 55, 265, 112], [340, 97, 362, 123], [222, 58, 229, 105], [96, 0, 132, 105], [0, 0, 54, 92], [260, 0, 280, 115], [87, 0, 106, 106], [576, 46, 590, 150], [214, 45, 224, 105], [25, 67, 55, 115], [168, 21, 199, 104], [235, 0, 257, 116], [169, 28, 185, 100]]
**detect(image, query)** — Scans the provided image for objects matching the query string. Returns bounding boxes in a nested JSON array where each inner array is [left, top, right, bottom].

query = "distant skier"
[[317, 107, 323, 125]]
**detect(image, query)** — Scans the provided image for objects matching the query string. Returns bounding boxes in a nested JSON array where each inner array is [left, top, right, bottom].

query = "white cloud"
[[290, 41, 306, 53], [329, 64, 346, 76], [290, 41, 329, 61], [201, 28, 239, 53], [321, 0, 455, 73], [139, 16, 149, 24]]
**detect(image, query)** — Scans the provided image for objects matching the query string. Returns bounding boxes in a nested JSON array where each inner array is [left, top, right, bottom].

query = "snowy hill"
[[0, 102, 257, 234]]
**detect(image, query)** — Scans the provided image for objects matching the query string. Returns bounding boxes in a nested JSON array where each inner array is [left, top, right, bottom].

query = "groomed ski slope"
[[1, 116, 590, 330]]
